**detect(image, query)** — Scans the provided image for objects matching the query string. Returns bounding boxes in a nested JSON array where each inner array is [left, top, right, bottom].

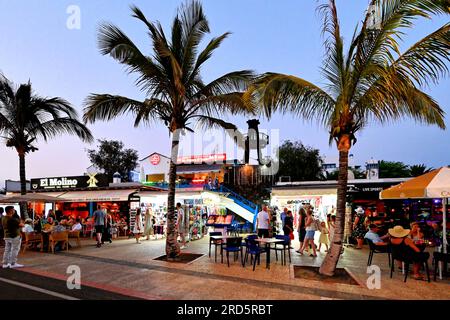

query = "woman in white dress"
[[143, 208, 154, 240], [133, 209, 144, 244]]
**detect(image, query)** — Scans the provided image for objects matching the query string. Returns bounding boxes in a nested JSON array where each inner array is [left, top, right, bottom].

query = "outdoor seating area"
[[209, 233, 287, 271]]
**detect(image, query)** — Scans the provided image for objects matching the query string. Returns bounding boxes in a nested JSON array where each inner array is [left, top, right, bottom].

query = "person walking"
[[143, 208, 154, 240], [298, 209, 317, 257], [2, 206, 24, 268], [176, 203, 187, 249], [93, 205, 106, 248], [133, 209, 144, 244], [318, 221, 330, 252], [256, 205, 270, 238]]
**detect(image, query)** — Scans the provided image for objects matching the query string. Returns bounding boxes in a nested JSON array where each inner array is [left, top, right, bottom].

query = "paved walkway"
[[1, 236, 449, 300]]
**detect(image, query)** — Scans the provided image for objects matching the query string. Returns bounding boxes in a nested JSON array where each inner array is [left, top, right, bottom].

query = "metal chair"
[[390, 243, 430, 282], [243, 237, 266, 271], [209, 231, 223, 262], [273, 235, 291, 265], [367, 239, 391, 267]]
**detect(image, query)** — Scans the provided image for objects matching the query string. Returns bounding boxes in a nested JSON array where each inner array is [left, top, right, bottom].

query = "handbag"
[[289, 232, 294, 240]]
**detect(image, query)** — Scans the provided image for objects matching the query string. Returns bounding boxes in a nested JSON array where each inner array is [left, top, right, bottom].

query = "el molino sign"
[[31, 174, 109, 191]]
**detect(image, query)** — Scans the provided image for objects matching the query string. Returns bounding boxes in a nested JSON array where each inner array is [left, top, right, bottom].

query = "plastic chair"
[[273, 235, 291, 265], [367, 239, 391, 267], [209, 231, 223, 262], [433, 252, 450, 281], [222, 237, 243, 267], [243, 237, 266, 271]]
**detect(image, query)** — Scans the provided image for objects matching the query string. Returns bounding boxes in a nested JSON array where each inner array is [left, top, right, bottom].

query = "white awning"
[[58, 189, 137, 202]]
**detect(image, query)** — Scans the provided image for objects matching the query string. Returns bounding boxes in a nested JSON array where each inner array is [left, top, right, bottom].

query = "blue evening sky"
[[0, 0, 449, 186]]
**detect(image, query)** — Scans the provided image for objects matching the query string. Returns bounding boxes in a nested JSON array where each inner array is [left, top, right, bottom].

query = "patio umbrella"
[[380, 167, 450, 253]]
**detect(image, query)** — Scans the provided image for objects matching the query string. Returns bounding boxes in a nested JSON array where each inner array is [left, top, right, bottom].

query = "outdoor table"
[[254, 238, 284, 269], [211, 236, 242, 264]]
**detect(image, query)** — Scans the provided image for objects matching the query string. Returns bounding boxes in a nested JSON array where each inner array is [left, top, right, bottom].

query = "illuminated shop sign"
[[177, 153, 226, 164], [150, 154, 161, 165], [31, 174, 109, 191]]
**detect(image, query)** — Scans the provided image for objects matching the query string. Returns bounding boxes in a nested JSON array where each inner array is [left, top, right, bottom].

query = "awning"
[[380, 167, 450, 199], [58, 189, 137, 202]]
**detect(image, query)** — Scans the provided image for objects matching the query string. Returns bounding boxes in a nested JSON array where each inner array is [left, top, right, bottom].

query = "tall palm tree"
[[83, 1, 254, 258], [249, 0, 449, 275], [410, 163, 434, 177], [0, 74, 93, 218]]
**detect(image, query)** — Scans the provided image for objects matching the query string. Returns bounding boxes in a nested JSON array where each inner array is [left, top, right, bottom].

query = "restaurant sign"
[[31, 174, 109, 191], [177, 153, 226, 164]]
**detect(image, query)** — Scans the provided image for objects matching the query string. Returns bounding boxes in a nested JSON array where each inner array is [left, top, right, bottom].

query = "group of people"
[[255, 204, 336, 258], [130, 207, 162, 244], [364, 222, 430, 280]]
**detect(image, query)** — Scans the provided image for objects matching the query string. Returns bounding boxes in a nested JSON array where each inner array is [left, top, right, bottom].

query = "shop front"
[[271, 183, 338, 230]]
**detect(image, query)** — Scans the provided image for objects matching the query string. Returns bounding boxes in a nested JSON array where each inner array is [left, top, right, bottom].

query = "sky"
[[0, 0, 449, 188]]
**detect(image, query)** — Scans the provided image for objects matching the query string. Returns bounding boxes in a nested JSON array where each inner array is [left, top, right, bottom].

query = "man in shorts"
[[93, 205, 106, 247]]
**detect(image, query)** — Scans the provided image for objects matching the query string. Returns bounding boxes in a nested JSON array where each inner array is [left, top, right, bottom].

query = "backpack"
[[313, 218, 321, 231]]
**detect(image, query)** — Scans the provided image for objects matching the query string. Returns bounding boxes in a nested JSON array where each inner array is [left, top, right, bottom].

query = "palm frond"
[[193, 115, 237, 131], [391, 23, 450, 86], [83, 94, 155, 124], [188, 32, 230, 85], [31, 117, 93, 143], [251, 73, 336, 124]]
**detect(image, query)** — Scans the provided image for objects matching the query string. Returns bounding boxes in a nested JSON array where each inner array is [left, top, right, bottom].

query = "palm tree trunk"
[[165, 130, 181, 258], [18, 151, 29, 219], [319, 147, 349, 276]]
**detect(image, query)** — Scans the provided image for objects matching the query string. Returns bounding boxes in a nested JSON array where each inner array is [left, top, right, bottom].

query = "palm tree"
[[83, 1, 254, 258], [0, 74, 93, 218], [410, 163, 434, 177], [249, 0, 449, 275]]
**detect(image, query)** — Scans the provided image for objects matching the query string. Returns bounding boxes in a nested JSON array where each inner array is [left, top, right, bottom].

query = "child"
[[318, 221, 329, 252]]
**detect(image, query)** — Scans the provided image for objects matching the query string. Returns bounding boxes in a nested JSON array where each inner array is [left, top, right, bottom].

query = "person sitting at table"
[[51, 221, 67, 251], [71, 218, 82, 232], [409, 222, 425, 242], [389, 225, 429, 280], [364, 224, 389, 246], [22, 218, 34, 233]]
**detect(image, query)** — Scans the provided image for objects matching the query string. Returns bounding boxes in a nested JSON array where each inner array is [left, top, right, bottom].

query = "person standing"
[[176, 203, 187, 249], [2, 206, 24, 268], [93, 205, 106, 248], [296, 206, 307, 253], [133, 209, 143, 244], [102, 211, 113, 244], [143, 208, 154, 240], [256, 205, 270, 238], [280, 208, 288, 233], [352, 207, 367, 249]]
